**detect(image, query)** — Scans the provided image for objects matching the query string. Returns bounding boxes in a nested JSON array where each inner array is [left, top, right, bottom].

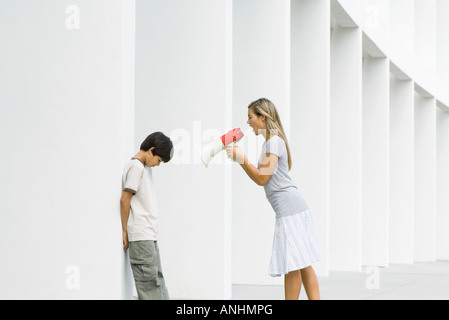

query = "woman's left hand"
[[226, 146, 245, 164]]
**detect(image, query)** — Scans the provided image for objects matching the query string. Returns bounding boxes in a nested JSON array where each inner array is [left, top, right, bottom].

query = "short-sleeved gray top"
[[258, 135, 309, 217]]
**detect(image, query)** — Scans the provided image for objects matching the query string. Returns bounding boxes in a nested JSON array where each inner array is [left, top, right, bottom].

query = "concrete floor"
[[232, 261, 449, 300]]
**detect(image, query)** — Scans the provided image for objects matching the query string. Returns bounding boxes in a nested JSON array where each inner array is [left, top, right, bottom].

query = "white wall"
[[436, 0, 449, 106], [290, 0, 330, 277], [436, 107, 449, 260], [135, 0, 233, 299], [437, 0, 449, 77], [414, 93, 437, 262], [232, 0, 290, 286], [414, 0, 436, 79], [329, 22, 362, 272], [0, 0, 133, 299], [362, 55, 389, 267], [389, 74, 415, 264], [389, 0, 414, 73], [330, 0, 449, 272]]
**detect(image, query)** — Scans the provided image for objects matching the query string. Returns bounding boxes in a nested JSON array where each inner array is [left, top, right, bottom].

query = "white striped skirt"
[[269, 210, 320, 277]]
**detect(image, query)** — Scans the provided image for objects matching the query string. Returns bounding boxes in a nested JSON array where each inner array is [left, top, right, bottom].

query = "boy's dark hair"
[[140, 132, 173, 163]]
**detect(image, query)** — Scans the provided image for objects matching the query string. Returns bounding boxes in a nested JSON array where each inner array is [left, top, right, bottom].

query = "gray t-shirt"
[[258, 135, 309, 217]]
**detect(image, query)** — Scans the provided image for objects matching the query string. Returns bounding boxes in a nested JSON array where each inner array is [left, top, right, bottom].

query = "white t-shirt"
[[122, 158, 159, 241]]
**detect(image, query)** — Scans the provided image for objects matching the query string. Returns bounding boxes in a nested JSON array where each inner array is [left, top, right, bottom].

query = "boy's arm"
[[120, 190, 133, 250]]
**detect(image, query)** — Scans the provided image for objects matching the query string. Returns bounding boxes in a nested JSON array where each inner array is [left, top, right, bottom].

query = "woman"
[[226, 98, 320, 300]]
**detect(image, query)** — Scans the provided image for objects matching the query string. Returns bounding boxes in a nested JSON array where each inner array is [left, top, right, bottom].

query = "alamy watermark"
[[65, 265, 80, 290], [365, 266, 380, 290], [168, 121, 280, 171], [65, 5, 80, 30]]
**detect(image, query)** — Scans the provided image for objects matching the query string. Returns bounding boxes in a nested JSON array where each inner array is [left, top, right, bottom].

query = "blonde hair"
[[248, 98, 292, 170]]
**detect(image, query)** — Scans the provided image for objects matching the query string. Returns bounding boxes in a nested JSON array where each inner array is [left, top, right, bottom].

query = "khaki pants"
[[129, 240, 169, 300]]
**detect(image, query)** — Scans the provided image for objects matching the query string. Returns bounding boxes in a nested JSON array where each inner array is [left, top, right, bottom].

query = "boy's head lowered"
[[139, 132, 173, 167]]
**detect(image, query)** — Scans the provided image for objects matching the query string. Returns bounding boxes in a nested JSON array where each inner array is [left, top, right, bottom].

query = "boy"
[[120, 132, 173, 300]]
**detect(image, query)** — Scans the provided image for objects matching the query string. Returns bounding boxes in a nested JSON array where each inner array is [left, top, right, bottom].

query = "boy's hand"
[[123, 230, 129, 251], [120, 190, 132, 251]]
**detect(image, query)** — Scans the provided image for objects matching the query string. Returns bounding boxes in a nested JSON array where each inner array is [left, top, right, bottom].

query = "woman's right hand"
[[226, 146, 245, 164]]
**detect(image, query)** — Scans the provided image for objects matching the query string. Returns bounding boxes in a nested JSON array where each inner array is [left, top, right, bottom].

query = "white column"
[[435, 1, 449, 261], [414, 93, 437, 262], [389, 74, 415, 264], [135, 0, 233, 298], [0, 0, 129, 299], [436, 107, 449, 260], [330, 23, 363, 271], [121, 0, 136, 300], [232, 0, 291, 286], [290, 0, 330, 277], [361, 56, 389, 267]]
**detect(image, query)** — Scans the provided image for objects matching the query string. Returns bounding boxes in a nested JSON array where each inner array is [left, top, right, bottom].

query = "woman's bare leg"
[[300, 266, 320, 300], [284, 270, 302, 300]]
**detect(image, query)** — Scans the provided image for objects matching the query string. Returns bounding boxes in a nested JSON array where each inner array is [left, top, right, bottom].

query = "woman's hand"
[[226, 145, 245, 164], [227, 145, 278, 186]]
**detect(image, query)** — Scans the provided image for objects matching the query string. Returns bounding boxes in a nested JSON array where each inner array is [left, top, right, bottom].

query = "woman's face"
[[247, 107, 266, 135]]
